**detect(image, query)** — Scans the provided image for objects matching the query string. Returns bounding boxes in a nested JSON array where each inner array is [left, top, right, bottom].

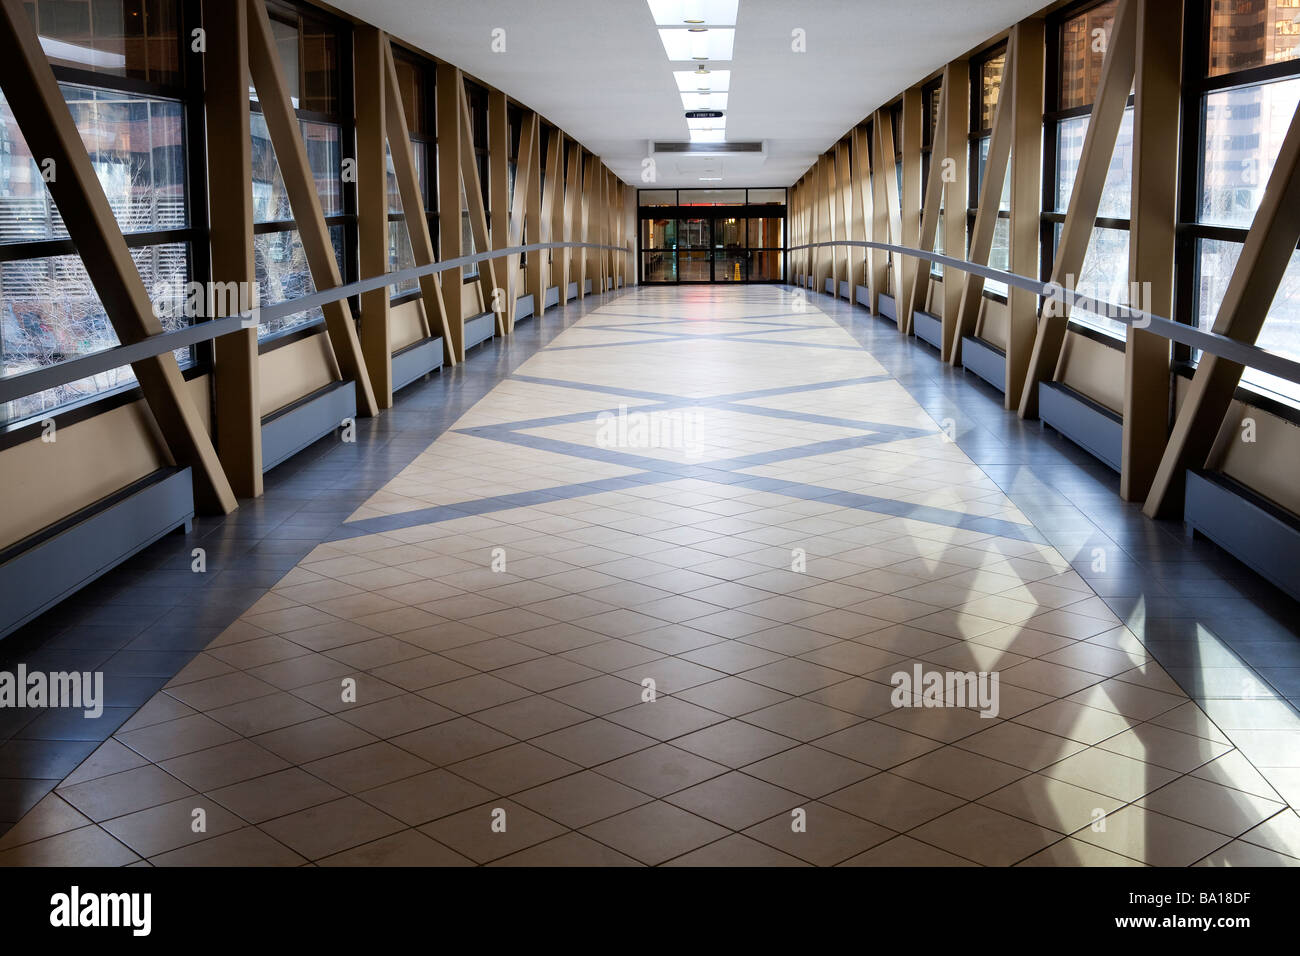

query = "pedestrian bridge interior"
[[0, 0, 1298, 869]]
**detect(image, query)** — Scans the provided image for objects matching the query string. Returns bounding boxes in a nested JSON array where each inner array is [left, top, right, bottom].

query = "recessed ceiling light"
[[694, 65, 710, 74], [688, 26, 707, 32], [658, 27, 734, 61], [674, 69, 729, 92], [699, 176, 723, 181], [646, 1, 738, 26]]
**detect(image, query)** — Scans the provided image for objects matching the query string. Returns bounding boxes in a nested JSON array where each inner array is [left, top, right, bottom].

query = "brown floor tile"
[[910, 803, 1059, 866], [359, 769, 495, 825], [665, 771, 802, 830], [420, 800, 568, 863], [581, 800, 729, 864], [260, 796, 406, 861], [304, 741, 432, 793], [149, 826, 307, 866], [208, 768, 345, 824]]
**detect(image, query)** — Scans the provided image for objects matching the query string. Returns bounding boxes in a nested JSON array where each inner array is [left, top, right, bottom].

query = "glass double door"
[[640, 214, 784, 284]]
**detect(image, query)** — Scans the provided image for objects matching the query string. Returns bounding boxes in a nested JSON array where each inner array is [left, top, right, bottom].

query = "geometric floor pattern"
[[2, 286, 1297, 866]]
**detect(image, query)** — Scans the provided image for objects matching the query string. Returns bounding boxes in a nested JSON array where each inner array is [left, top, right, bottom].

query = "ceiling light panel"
[[646, 0, 739, 26], [686, 116, 725, 131], [673, 69, 730, 92], [658, 28, 734, 61], [689, 129, 726, 143], [680, 91, 728, 110]]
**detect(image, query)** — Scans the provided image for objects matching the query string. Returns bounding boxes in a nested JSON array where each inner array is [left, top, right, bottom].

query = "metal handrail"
[[788, 238, 1300, 388], [0, 240, 632, 406]]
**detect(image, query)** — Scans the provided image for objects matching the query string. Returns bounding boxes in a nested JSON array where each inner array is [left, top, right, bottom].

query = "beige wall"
[[258, 330, 341, 418], [1055, 330, 1125, 414], [0, 374, 210, 550]]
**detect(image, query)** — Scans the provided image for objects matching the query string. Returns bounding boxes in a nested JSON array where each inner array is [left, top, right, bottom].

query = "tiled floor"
[[2, 285, 1299, 866]]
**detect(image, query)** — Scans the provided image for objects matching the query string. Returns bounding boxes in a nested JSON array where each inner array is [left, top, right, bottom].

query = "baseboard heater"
[[878, 294, 897, 324], [584, 279, 593, 294], [261, 380, 357, 472], [566, 281, 578, 301], [856, 284, 870, 309], [1038, 380, 1122, 472], [914, 311, 943, 351], [824, 278, 835, 295], [0, 467, 194, 640], [839, 280, 850, 298], [545, 285, 560, 308], [962, 336, 1006, 393], [392, 336, 444, 393], [464, 311, 495, 351], [1185, 470, 1300, 602], [515, 294, 535, 324]]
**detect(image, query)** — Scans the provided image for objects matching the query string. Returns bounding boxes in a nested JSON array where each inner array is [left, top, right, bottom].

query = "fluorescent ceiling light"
[[674, 69, 730, 92], [687, 116, 725, 131], [680, 91, 728, 110], [699, 177, 724, 181], [690, 129, 726, 143], [658, 27, 734, 61], [646, 0, 739, 26]]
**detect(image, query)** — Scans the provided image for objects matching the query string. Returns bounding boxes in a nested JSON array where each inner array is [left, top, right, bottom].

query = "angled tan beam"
[[851, 127, 871, 293], [1122, 0, 1181, 501], [435, 63, 466, 360], [869, 119, 890, 311], [1019, 0, 1137, 417], [898, 87, 923, 333], [842, 140, 859, 296], [1144, 99, 1300, 518], [876, 111, 904, 311], [356, 27, 392, 408], [907, 80, 949, 340], [543, 129, 563, 306], [940, 61, 970, 361], [821, 153, 836, 289], [563, 142, 580, 297], [526, 117, 546, 315], [579, 152, 594, 298], [1005, 18, 1046, 408], [948, 33, 1016, 366], [504, 112, 537, 331], [247, 0, 377, 418], [456, 79, 500, 331], [0, 0, 237, 513], [206, 0, 261, 497], [383, 42, 454, 366], [832, 155, 844, 290], [489, 89, 510, 330]]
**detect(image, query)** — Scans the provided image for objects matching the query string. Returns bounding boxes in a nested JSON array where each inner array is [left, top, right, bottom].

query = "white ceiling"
[[330, 0, 1045, 188]]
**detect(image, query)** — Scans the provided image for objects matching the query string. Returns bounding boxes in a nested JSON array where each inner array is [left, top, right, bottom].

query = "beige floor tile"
[[910, 804, 1059, 866], [1074, 805, 1231, 866]]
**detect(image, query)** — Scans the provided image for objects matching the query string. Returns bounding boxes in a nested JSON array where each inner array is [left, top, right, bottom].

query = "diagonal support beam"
[[1018, 0, 1138, 418], [382, 39, 456, 367], [948, 34, 1017, 366], [906, 79, 949, 336], [0, 0, 237, 513], [246, 0, 378, 417], [1143, 98, 1300, 518], [456, 79, 501, 332]]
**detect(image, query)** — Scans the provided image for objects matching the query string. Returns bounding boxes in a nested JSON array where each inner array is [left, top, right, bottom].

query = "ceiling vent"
[[653, 141, 764, 153]]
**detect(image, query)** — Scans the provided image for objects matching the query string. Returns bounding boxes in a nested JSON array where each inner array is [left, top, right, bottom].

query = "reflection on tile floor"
[[2, 286, 1299, 866]]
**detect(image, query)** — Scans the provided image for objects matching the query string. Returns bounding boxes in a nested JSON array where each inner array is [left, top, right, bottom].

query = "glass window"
[[714, 217, 744, 248], [25, 0, 182, 86], [254, 226, 344, 339], [678, 218, 710, 248], [1050, 222, 1131, 337], [747, 217, 782, 247], [1208, 0, 1300, 78], [1060, 1, 1118, 110], [2, 243, 191, 424], [641, 218, 675, 248], [1197, 238, 1300, 403], [746, 188, 785, 204], [1200, 76, 1300, 228], [1055, 106, 1133, 217], [980, 51, 1006, 131], [250, 113, 343, 221], [639, 189, 677, 205]]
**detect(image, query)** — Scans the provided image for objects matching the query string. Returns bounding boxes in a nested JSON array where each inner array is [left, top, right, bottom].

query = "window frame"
[[0, 0, 209, 444]]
